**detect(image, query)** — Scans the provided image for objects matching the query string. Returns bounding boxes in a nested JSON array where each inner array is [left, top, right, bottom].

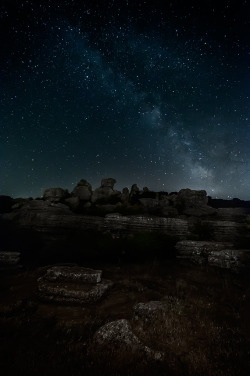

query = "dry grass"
[[0, 261, 249, 375]]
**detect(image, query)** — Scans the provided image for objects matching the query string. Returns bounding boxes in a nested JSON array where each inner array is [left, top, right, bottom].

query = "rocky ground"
[[1, 180, 250, 374], [0, 260, 249, 376]]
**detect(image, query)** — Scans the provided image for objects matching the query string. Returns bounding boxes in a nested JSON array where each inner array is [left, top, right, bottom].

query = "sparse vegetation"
[[0, 261, 249, 375]]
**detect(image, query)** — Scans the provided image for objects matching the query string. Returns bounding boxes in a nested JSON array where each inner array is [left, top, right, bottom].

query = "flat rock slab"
[[37, 277, 113, 304], [208, 249, 250, 270], [93, 319, 163, 361], [0, 252, 20, 265], [44, 266, 102, 284], [175, 241, 250, 270]]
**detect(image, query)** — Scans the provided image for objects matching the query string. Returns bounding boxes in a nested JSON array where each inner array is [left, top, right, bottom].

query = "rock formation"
[[93, 319, 163, 361], [91, 178, 121, 204], [175, 240, 250, 270], [1, 177, 250, 269], [71, 179, 92, 201], [37, 266, 113, 304], [43, 187, 69, 203]]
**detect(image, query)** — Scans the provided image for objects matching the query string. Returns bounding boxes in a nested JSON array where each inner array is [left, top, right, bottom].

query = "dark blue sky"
[[0, 0, 249, 199]]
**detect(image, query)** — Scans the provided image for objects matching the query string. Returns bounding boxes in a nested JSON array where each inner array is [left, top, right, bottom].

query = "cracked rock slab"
[[93, 319, 163, 361]]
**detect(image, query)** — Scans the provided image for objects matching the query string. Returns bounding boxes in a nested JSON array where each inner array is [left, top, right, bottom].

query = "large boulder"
[[71, 179, 92, 201], [91, 178, 121, 204], [93, 319, 163, 360], [43, 187, 69, 203], [175, 189, 216, 217], [129, 184, 140, 204]]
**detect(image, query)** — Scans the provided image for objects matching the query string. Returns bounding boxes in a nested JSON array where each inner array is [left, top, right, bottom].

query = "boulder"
[[101, 178, 116, 189], [91, 178, 121, 204], [208, 249, 250, 270], [43, 187, 69, 203], [129, 184, 140, 204], [72, 179, 92, 201], [175, 189, 217, 217], [93, 319, 163, 360], [121, 187, 130, 203]]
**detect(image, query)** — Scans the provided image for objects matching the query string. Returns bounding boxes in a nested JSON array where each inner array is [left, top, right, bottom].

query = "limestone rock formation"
[[208, 249, 250, 270], [216, 208, 249, 222], [93, 319, 163, 360], [71, 179, 92, 201], [37, 266, 113, 304], [129, 183, 140, 204], [175, 240, 250, 270], [91, 178, 121, 204], [176, 189, 217, 216], [43, 187, 69, 203], [121, 187, 130, 203]]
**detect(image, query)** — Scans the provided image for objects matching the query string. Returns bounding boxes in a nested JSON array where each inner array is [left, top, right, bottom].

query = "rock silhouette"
[[1, 177, 250, 269]]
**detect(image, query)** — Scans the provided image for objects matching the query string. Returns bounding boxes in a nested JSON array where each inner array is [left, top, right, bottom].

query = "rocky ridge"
[[1, 178, 249, 268]]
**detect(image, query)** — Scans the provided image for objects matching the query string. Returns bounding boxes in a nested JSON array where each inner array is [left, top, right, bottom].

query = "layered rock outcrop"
[[175, 240, 250, 270], [1, 178, 249, 268], [37, 266, 113, 304]]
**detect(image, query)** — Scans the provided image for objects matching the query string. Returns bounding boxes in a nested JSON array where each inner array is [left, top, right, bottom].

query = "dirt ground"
[[0, 260, 249, 376]]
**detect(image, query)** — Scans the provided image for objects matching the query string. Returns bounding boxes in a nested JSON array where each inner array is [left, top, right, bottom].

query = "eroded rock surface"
[[93, 319, 163, 360], [176, 240, 250, 270], [37, 266, 113, 304], [43, 188, 69, 203]]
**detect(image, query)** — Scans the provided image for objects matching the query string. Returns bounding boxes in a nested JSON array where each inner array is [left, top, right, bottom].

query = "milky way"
[[0, 0, 249, 199]]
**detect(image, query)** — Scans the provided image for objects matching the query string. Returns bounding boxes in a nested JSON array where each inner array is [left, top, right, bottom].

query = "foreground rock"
[[175, 241, 250, 270], [37, 266, 113, 304], [207, 249, 250, 270], [93, 319, 163, 361], [0, 252, 21, 267]]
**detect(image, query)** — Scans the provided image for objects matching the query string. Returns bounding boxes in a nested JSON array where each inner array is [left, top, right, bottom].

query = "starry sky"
[[0, 0, 249, 199]]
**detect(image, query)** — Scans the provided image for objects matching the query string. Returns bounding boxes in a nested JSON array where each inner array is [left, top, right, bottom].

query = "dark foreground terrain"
[[0, 259, 249, 376]]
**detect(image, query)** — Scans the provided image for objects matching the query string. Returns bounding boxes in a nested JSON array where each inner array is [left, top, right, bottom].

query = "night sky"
[[1, 0, 249, 199]]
